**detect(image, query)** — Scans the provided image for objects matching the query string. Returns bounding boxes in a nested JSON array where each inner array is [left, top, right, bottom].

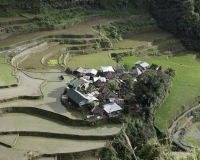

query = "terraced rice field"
[[0, 79, 83, 119], [0, 113, 122, 136], [66, 49, 131, 69], [0, 63, 17, 86], [18, 44, 67, 69], [0, 145, 28, 160], [122, 53, 200, 132], [184, 126, 200, 147], [0, 17, 122, 48], [14, 136, 107, 154], [113, 30, 170, 48], [0, 71, 43, 100]]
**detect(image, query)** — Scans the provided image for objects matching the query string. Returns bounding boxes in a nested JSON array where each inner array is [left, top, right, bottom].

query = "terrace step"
[[134, 39, 184, 56], [18, 43, 64, 69], [0, 134, 19, 148], [13, 42, 58, 68]]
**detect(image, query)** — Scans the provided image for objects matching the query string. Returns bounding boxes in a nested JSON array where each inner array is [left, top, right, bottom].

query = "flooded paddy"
[[0, 145, 28, 160], [113, 30, 170, 48], [14, 136, 107, 154], [0, 113, 122, 136], [0, 17, 122, 48], [0, 71, 43, 100], [23, 69, 65, 81], [18, 44, 67, 69], [0, 78, 84, 119]]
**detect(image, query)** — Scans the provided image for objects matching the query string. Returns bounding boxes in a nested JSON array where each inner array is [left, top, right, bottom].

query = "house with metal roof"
[[68, 79, 82, 89], [103, 103, 122, 117], [131, 68, 142, 76], [134, 61, 149, 70], [67, 89, 88, 106], [85, 69, 98, 77], [101, 66, 115, 72]]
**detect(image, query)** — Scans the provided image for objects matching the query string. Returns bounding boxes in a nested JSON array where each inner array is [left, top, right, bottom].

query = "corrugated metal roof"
[[103, 103, 122, 113], [67, 89, 88, 106]]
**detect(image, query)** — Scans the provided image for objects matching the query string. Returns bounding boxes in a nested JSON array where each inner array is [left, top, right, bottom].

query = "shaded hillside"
[[151, 0, 200, 51]]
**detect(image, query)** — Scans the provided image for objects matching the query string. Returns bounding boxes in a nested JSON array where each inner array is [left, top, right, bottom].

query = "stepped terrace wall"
[[0, 107, 122, 126]]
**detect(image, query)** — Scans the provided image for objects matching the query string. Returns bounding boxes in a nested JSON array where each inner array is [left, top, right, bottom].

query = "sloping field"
[[66, 49, 131, 69], [18, 44, 67, 69], [184, 126, 200, 147], [0, 18, 122, 48], [122, 53, 200, 132], [113, 30, 170, 48], [0, 63, 17, 86], [12, 42, 55, 68], [0, 55, 5, 63], [0, 71, 43, 100], [0, 113, 122, 136], [14, 136, 107, 154], [194, 122, 200, 131]]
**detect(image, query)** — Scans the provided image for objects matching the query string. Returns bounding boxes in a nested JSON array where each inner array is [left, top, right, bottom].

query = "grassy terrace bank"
[[122, 53, 200, 132], [0, 63, 17, 86]]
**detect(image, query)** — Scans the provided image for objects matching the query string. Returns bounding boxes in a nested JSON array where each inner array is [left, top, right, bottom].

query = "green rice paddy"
[[122, 53, 200, 132], [0, 63, 17, 86], [66, 49, 131, 69], [47, 60, 58, 66]]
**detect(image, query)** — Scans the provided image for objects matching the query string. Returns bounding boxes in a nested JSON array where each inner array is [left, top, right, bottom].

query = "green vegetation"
[[93, 18, 159, 42], [47, 60, 58, 66], [0, 63, 17, 86], [66, 49, 131, 69], [113, 31, 170, 48], [184, 128, 200, 147], [122, 53, 200, 132], [1, 0, 200, 159]]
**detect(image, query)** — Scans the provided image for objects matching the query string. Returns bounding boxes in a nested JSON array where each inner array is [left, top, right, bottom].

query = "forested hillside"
[[1, 0, 200, 51], [151, 0, 200, 51]]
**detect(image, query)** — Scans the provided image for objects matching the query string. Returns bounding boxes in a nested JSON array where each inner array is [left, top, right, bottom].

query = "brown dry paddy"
[[0, 17, 123, 48]]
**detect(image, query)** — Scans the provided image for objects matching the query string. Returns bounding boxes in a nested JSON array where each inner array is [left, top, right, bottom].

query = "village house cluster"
[[62, 61, 164, 119]]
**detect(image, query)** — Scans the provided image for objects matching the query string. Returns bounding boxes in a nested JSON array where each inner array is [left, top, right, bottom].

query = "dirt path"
[[0, 70, 43, 100]]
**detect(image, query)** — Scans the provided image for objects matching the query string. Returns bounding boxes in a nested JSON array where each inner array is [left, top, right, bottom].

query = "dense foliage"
[[151, 0, 200, 51]]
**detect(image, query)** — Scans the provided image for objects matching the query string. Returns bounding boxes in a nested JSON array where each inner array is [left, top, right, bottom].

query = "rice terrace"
[[1, 1, 200, 160]]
